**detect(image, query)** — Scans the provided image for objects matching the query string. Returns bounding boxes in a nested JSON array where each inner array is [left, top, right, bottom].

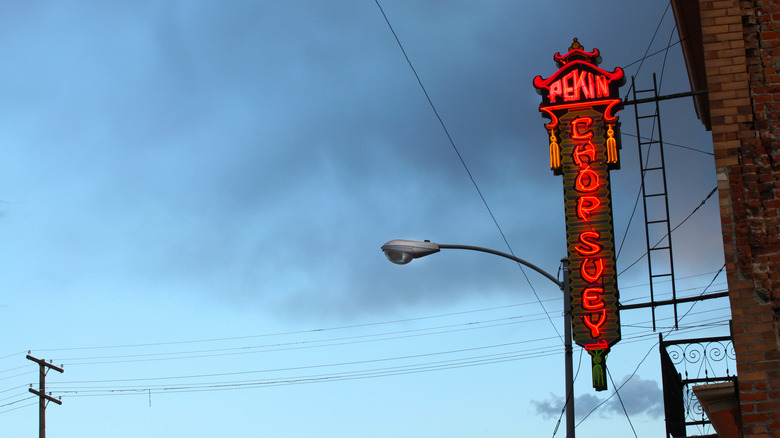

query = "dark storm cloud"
[[0, 1, 722, 321]]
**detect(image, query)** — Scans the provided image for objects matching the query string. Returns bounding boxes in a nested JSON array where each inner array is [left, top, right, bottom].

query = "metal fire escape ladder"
[[631, 74, 678, 331]]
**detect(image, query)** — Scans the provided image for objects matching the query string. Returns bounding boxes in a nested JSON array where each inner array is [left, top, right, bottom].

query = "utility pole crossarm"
[[28, 388, 62, 405], [26, 355, 64, 373]]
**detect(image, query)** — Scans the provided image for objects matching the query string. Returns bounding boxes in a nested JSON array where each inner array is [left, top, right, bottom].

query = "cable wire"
[[618, 186, 718, 277], [621, 132, 713, 156], [0, 397, 36, 415], [372, 0, 562, 343], [26, 298, 552, 355], [576, 265, 727, 426], [607, 368, 639, 438], [551, 347, 584, 437], [622, 1, 672, 99]]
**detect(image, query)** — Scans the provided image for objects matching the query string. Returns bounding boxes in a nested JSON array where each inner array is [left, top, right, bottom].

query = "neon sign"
[[534, 38, 624, 391]]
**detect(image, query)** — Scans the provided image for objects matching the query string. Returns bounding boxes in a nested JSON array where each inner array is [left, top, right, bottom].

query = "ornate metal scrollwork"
[[664, 339, 735, 380], [661, 335, 734, 437]]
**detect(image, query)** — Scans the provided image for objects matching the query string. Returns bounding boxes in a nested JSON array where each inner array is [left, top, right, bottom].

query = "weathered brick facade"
[[692, 0, 780, 436]]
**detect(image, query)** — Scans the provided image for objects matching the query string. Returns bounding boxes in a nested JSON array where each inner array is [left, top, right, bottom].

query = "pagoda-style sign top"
[[554, 37, 601, 67], [533, 38, 625, 109]]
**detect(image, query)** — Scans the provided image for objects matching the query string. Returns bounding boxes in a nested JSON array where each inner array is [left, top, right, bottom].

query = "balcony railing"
[[660, 333, 736, 437]]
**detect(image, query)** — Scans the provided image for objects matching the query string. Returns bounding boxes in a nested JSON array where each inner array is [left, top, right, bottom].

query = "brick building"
[[671, 0, 780, 437]]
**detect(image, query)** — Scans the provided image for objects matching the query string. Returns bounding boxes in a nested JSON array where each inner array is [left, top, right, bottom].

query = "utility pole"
[[27, 353, 63, 438]]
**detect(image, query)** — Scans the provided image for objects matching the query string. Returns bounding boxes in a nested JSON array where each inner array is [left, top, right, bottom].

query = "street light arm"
[[437, 244, 564, 290], [380, 238, 574, 437]]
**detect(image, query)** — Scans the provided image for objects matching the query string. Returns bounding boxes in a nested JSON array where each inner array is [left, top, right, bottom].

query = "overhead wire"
[[576, 265, 728, 427], [24, 302, 729, 399], [48, 346, 563, 396], [372, 0, 563, 344], [1, 268, 732, 375], [620, 132, 714, 156], [551, 348, 584, 438], [25, 298, 554, 355], [27, 327, 723, 404], [615, 0, 674, 262], [37, 279, 726, 368], [618, 186, 719, 277], [621, 0, 671, 99], [580, 289, 730, 427], [3, 269, 722, 366], [657, 21, 679, 92], [51, 315, 559, 366], [1, 265, 729, 408], [0, 397, 36, 415], [7, 298, 722, 384]]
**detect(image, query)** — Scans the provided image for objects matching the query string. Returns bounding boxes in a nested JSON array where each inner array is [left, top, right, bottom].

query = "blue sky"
[[1, 1, 731, 437]]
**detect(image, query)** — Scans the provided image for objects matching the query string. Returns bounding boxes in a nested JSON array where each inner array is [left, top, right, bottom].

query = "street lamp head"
[[381, 239, 440, 265]]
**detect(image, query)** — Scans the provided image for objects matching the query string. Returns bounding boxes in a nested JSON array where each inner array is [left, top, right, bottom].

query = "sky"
[[0, 1, 733, 437]]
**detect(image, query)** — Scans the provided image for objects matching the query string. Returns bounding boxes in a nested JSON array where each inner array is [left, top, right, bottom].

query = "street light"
[[381, 239, 576, 438]]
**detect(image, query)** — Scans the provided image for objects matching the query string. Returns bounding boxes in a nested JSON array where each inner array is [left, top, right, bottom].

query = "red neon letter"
[[573, 142, 597, 167], [583, 309, 607, 337], [563, 70, 577, 101], [575, 231, 602, 256], [577, 196, 601, 219], [580, 257, 604, 282], [549, 80, 562, 103], [575, 168, 600, 192], [570, 117, 593, 140], [582, 287, 605, 310], [573, 71, 589, 100], [579, 71, 594, 99], [595, 75, 609, 98]]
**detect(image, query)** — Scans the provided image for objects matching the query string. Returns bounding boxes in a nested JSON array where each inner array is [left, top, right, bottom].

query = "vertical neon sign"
[[533, 39, 624, 391]]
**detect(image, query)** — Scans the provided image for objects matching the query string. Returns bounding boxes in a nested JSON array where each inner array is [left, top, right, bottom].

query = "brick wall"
[[700, 0, 780, 436]]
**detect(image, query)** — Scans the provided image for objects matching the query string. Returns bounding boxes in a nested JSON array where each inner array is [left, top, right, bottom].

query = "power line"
[[622, 36, 689, 72], [622, 0, 672, 99], [607, 368, 638, 438], [551, 348, 584, 438], [0, 398, 36, 415], [372, 0, 562, 344], [34, 314, 731, 398], [9, 320, 731, 406], [48, 347, 564, 397], [25, 297, 554, 355], [15, 266, 725, 363], [53, 315, 557, 366], [621, 132, 713, 156], [618, 186, 719, 277], [40, 280, 726, 367], [0, 395, 36, 409], [49, 337, 560, 387], [657, 22, 679, 93], [575, 266, 728, 426]]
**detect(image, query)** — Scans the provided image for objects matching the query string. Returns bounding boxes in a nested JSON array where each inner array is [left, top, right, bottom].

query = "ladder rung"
[[644, 193, 667, 198], [651, 273, 673, 278], [647, 220, 669, 225], [649, 246, 671, 251], [642, 166, 664, 171], [638, 114, 658, 119]]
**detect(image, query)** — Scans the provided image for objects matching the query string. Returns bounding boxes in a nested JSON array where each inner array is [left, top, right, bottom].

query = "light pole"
[[381, 239, 575, 438]]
